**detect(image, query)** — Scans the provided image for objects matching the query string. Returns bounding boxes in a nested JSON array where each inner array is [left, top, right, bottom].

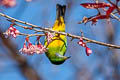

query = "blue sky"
[[0, 0, 120, 80]]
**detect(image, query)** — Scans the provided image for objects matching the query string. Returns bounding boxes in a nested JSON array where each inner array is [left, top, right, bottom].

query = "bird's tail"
[[56, 4, 66, 21]]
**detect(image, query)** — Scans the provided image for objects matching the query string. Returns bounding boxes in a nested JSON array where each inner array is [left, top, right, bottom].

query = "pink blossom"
[[4, 24, 20, 38], [27, 42, 35, 55], [34, 43, 47, 54], [78, 41, 86, 47], [19, 39, 46, 55], [45, 32, 55, 44], [19, 42, 35, 55], [77, 38, 86, 47], [85, 47, 92, 56], [0, 0, 16, 7], [78, 37, 92, 56]]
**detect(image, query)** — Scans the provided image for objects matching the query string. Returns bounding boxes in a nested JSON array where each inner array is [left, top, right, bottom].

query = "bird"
[[44, 4, 70, 65]]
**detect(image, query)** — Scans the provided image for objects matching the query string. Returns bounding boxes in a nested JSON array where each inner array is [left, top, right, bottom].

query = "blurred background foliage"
[[0, 0, 120, 80]]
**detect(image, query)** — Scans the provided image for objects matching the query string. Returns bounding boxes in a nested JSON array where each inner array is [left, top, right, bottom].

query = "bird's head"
[[49, 53, 70, 65]]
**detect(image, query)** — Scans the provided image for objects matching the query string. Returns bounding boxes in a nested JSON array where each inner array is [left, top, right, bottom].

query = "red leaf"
[[80, 3, 111, 9]]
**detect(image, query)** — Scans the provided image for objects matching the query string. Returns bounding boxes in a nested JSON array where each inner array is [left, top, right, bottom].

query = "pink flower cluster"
[[4, 24, 20, 38], [0, 0, 16, 7], [45, 32, 55, 44], [19, 37, 47, 55], [78, 38, 92, 56]]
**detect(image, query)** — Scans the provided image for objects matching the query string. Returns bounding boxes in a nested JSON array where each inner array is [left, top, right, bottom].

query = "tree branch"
[[19, 33, 45, 37], [0, 12, 120, 49]]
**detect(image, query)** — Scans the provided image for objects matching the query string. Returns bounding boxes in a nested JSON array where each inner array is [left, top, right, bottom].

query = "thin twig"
[[3, 32, 45, 37], [19, 33, 45, 37], [0, 12, 120, 49], [111, 13, 120, 21], [15, 23, 44, 32]]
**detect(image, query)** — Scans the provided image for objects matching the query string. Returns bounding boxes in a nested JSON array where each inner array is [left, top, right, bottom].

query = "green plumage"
[[44, 4, 70, 65]]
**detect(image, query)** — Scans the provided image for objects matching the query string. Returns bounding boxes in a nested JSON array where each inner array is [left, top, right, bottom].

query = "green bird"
[[44, 4, 70, 65]]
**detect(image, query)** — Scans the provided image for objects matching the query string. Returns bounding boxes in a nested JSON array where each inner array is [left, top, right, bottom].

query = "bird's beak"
[[64, 56, 71, 60]]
